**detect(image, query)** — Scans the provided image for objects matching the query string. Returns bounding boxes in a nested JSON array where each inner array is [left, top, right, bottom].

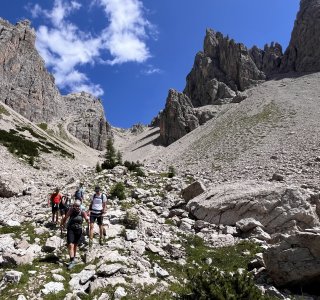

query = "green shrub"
[[0, 104, 10, 116], [0, 129, 40, 157], [124, 160, 142, 171], [168, 165, 176, 178], [122, 210, 139, 229], [28, 156, 35, 166], [180, 268, 266, 300], [37, 123, 48, 131], [110, 182, 126, 200], [135, 167, 146, 177], [17, 126, 46, 140], [96, 162, 102, 173]]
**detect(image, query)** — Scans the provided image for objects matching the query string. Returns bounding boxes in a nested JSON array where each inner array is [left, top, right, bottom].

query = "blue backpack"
[[75, 189, 83, 200]]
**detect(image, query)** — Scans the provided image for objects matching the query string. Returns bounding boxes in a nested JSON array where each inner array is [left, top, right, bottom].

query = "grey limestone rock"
[[264, 232, 320, 288], [281, 0, 320, 72], [0, 19, 63, 123], [64, 92, 110, 150], [181, 181, 206, 202], [0, 19, 110, 150], [3, 270, 23, 283], [184, 29, 265, 108], [187, 181, 320, 234], [159, 89, 199, 146]]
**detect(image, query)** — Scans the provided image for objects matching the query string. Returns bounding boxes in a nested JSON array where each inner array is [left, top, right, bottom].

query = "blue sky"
[[2, 0, 300, 128]]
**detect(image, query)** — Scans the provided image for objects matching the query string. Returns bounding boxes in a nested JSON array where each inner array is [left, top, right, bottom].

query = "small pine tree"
[[102, 138, 117, 169], [96, 162, 102, 173], [168, 165, 176, 178], [117, 150, 123, 165], [110, 182, 126, 200]]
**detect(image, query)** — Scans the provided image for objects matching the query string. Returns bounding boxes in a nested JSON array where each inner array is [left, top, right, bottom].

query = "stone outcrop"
[[159, 89, 199, 145], [250, 43, 283, 76], [0, 19, 63, 123], [281, 0, 320, 72], [184, 29, 265, 108], [264, 231, 320, 292], [159, 89, 231, 146], [186, 181, 320, 233], [0, 19, 110, 150], [64, 92, 110, 150]]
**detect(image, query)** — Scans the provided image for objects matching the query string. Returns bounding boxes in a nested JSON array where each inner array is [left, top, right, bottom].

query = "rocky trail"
[[1, 160, 320, 299]]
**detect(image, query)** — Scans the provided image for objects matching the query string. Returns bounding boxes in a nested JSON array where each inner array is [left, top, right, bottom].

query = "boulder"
[[3, 270, 23, 283], [264, 232, 320, 291], [43, 236, 64, 253], [236, 218, 263, 232], [181, 181, 206, 202], [187, 181, 320, 233]]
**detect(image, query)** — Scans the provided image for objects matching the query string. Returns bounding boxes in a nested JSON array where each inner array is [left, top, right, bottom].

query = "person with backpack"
[[48, 187, 62, 224], [89, 186, 107, 246], [60, 199, 89, 270], [59, 193, 71, 220], [74, 183, 84, 203]]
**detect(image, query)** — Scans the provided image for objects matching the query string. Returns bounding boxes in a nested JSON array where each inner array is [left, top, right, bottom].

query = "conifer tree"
[[117, 150, 123, 165], [102, 138, 117, 169]]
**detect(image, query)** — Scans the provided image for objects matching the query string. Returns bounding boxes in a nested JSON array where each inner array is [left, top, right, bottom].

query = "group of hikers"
[[48, 183, 107, 269]]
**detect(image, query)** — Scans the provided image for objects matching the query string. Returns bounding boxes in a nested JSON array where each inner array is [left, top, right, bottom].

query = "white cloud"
[[29, 0, 154, 97], [98, 0, 151, 64], [142, 65, 162, 75]]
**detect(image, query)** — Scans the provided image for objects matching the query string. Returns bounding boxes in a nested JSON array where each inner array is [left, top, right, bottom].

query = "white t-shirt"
[[91, 193, 107, 214]]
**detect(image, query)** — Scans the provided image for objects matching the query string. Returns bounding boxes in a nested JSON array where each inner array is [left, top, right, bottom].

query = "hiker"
[[60, 200, 89, 270], [74, 183, 84, 203], [48, 187, 62, 224], [89, 186, 107, 245], [59, 193, 72, 219]]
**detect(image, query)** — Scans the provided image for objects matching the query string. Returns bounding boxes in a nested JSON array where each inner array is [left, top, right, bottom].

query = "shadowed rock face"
[[281, 0, 320, 72], [159, 89, 199, 146], [0, 19, 110, 150]]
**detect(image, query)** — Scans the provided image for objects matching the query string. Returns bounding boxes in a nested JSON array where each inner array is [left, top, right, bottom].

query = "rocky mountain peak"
[[158, 0, 320, 146], [281, 0, 320, 72], [0, 19, 110, 150]]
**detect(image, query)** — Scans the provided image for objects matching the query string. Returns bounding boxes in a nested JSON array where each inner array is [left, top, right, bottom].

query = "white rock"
[[114, 286, 127, 299], [52, 274, 65, 282], [42, 282, 64, 295], [125, 229, 138, 241], [4, 270, 23, 283]]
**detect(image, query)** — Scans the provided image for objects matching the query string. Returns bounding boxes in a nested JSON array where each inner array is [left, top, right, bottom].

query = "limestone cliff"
[[0, 19, 110, 150]]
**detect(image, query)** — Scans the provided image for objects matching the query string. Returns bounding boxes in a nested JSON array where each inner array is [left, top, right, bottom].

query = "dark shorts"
[[67, 227, 82, 245], [90, 214, 103, 225], [59, 207, 69, 215], [52, 204, 59, 213]]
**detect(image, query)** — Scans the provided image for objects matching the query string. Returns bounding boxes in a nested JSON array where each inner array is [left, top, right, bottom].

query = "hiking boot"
[[99, 238, 104, 245], [67, 260, 76, 270], [89, 239, 93, 248]]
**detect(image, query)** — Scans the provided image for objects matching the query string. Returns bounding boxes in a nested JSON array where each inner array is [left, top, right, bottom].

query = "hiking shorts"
[[59, 206, 68, 215], [90, 214, 103, 225], [67, 227, 82, 245], [52, 204, 59, 213]]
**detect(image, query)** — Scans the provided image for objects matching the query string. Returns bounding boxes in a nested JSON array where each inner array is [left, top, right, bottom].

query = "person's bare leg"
[[68, 243, 75, 259], [89, 223, 94, 240]]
